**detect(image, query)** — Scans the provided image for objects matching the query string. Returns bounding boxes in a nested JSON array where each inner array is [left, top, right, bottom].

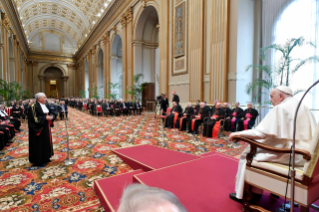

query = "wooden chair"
[[232, 123, 319, 212]]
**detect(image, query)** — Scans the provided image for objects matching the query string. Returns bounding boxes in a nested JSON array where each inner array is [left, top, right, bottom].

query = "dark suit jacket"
[[160, 98, 169, 111], [231, 107, 244, 119], [172, 95, 180, 103], [243, 108, 259, 121], [183, 106, 194, 118]]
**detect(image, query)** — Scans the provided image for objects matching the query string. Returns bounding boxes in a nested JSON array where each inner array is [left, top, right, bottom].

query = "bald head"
[[216, 103, 221, 109], [270, 88, 291, 106]]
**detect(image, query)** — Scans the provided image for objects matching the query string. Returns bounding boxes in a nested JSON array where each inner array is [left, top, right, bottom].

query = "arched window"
[[273, 0, 318, 120]]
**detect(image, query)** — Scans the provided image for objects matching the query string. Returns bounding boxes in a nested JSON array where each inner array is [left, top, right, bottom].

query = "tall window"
[[274, 0, 319, 121]]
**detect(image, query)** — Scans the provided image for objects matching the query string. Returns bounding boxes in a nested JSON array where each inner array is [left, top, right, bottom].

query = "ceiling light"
[[101, 9, 104, 13], [17, 7, 20, 10], [97, 13, 101, 17], [93, 21, 96, 24], [85, 34, 87, 37], [108, 0, 111, 2], [104, 3, 108, 7], [23, 24, 25, 27]]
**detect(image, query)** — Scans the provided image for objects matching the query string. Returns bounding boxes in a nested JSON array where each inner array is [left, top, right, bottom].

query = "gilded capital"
[[120, 15, 126, 28], [67, 64, 74, 69], [125, 8, 133, 23], [32, 61, 39, 66]]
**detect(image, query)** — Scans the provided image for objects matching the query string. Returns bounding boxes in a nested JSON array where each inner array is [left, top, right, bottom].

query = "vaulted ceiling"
[[13, 0, 113, 55]]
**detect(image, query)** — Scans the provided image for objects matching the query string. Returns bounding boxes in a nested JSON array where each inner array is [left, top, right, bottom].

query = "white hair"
[[35, 92, 46, 101], [118, 184, 187, 212]]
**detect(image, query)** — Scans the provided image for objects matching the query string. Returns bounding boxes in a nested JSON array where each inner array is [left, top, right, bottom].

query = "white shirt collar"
[[39, 102, 49, 113]]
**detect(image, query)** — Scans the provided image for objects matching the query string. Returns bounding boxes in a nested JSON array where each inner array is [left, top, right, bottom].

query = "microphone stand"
[[290, 79, 319, 212], [54, 103, 74, 165]]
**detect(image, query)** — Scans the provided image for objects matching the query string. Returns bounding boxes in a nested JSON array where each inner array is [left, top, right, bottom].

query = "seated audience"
[[165, 101, 182, 128], [179, 102, 194, 131], [237, 103, 259, 131], [187, 102, 209, 135], [133, 100, 142, 115], [224, 102, 243, 132], [203, 103, 225, 137]]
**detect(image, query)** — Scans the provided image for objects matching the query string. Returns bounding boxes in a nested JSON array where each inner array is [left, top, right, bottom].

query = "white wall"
[[228, 0, 255, 104]]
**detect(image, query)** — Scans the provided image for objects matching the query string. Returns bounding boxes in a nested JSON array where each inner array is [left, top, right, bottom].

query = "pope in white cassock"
[[228, 86, 317, 203]]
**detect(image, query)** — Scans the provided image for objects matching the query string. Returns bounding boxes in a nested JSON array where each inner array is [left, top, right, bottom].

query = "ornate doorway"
[[43, 67, 64, 98]]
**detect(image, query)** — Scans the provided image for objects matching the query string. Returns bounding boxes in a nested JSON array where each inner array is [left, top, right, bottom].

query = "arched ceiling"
[[13, 0, 113, 54]]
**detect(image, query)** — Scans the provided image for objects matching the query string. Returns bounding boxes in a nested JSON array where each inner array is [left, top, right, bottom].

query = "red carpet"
[[94, 169, 144, 212], [113, 144, 200, 170], [134, 154, 243, 212]]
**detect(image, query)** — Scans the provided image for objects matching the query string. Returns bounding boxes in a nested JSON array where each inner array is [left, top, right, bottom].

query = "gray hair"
[[118, 184, 187, 212], [35, 92, 46, 101]]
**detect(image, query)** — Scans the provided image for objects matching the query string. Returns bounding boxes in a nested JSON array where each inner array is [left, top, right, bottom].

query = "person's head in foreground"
[[235, 102, 239, 108], [117, 184, 187, 212], [172, 91, 176, 96], [35, 93, 47, 104], [270, 86, 293, 106]]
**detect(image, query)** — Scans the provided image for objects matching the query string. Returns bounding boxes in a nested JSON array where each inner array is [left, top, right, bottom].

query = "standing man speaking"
[[28, 93, 54, 166]]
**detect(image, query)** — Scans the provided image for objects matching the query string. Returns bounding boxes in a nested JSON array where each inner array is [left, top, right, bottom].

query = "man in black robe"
[[224, 102, 243, 132], [237, 103, 259, 131], [160, 94, 169, 115], [179, 102, 194, 131], [165, 101, 183, 128], [203, 103, 225, 137], [28, 93, 54, 166], [187, 102, 209, 134], [172, 91, 180, 104]]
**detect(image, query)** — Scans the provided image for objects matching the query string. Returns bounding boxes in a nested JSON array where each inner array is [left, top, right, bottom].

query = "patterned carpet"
[[0, 108, 247, 212]]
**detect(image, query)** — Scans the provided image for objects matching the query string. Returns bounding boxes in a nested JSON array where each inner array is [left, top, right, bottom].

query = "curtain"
[[262, 0, 319, 122]]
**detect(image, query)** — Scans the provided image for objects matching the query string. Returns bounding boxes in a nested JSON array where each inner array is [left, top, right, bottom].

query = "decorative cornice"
[[2, 0, 29, 54], [28, 53, 76, 63]]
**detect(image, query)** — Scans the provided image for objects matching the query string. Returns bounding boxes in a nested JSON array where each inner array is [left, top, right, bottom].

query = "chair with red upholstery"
[[160, 107, 171, 126], [96, 105, 103, 116]]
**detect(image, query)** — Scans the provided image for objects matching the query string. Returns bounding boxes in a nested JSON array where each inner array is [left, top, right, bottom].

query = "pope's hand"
[[229, 132, 241, 141]]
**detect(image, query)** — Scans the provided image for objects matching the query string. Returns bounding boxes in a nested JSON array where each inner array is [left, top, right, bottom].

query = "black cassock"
[[28, 102, 54, 164]]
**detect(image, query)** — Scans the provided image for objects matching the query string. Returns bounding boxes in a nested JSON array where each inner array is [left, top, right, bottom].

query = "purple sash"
[[244, 113, 253, 130], [231, 112, 237, 129]]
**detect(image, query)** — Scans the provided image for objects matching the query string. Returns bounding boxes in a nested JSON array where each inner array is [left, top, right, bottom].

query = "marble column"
[[32, 61, 39, 94], [102, 32, 110, 96], [120, 15, 127, 99], [63, 77, 68, 97], [38, 76, 44, 92], [125, 8, 133, 99], [68, 64, 75, 97]]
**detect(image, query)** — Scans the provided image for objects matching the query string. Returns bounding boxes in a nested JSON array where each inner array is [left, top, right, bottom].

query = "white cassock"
[[235, 97, 317, 199]]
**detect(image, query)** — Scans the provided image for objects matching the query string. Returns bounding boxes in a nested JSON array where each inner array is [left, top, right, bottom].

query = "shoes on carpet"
[[229, 193, 263, 204], [229, 193, 243, 203]]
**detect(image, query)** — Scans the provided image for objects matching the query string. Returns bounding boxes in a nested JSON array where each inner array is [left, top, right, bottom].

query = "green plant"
[[126, 74, 144, 102], [80, 90, 86, 98], [0, 79, 25, 105], [246, 37, 319, 104], [106, 82, 119, 100], [88, 86, 103, 100]]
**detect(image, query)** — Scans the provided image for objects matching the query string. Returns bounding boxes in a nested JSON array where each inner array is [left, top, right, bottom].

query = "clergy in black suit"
[[224, 102, 243, 132], [172, 91, 180, 104], [187, 102, 209, 134], [179, 102, 194, 131], [165, 102, 183, 128], [28, 93, 54, 165], [203, 103, 225, 137]]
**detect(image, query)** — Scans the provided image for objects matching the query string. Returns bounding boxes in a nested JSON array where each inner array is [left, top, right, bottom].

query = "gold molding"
[[28, 54, 75, 63]]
